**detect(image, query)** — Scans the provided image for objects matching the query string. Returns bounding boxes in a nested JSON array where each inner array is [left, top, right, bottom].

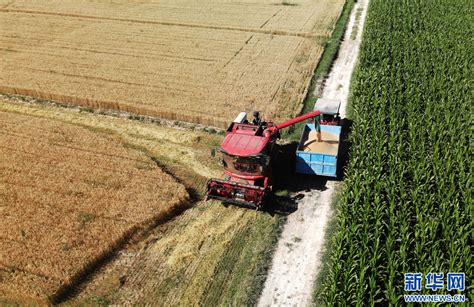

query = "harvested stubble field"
[[0, 97, 283, 305], [0, 0, 344, 127], [0, 98, 190, 303]]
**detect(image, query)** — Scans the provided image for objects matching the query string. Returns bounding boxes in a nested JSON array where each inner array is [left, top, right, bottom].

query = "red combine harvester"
[[205, 110, 321, 209]]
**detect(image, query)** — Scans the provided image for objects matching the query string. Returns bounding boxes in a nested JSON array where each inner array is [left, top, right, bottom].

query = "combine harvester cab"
[[295, 98, 341, 177], [205, 112, 275, 209]]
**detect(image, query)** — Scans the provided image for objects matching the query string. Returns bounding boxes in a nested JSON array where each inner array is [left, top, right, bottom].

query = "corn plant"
[[319, 0, 472, 304]]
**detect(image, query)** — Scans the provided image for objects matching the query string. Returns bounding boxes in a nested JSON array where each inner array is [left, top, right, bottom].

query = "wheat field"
[[0, 98, 189, 302], [0, 96, 285, 305], [0, 0, 344, 127]]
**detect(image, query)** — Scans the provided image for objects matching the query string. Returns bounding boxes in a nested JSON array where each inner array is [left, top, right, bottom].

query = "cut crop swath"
[[320, 0, 472, 305]]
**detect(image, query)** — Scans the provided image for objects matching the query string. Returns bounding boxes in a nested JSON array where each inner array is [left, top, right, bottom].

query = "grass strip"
[[285, 0, 355, 141]]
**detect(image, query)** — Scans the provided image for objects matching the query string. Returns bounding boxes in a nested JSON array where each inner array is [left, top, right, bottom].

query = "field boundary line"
[[0, 86, 228, 128], [0, 91, 227, 155], [0, 8, 321, 39]]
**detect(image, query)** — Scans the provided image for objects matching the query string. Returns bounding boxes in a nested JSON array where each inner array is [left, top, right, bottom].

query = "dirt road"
[[257, 0, 369, 305]]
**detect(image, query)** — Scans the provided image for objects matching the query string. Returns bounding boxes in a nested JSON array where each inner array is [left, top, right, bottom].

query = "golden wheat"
[[0, 0, 344, 127], [0, 104, 189, 302]]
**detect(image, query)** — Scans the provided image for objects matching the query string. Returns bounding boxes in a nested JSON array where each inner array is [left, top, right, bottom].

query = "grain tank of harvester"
[[205, 110, 321, 209]]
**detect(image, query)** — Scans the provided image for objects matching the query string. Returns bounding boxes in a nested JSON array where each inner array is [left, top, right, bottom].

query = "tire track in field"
[[0, 8, 320, 39]]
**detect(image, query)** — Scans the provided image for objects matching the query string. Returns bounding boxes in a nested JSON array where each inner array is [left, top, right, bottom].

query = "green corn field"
[[319, 0, 472, 305]]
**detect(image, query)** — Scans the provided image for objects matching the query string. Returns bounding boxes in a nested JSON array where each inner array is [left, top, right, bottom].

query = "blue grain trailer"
[[295, 98, 341, 177]]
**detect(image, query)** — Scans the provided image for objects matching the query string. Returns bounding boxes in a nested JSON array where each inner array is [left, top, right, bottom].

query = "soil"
[[257, 0, 369, 305]]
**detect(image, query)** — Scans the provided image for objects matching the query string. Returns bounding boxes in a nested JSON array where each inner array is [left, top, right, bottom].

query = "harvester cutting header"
[[205, 98, 342, 209]]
